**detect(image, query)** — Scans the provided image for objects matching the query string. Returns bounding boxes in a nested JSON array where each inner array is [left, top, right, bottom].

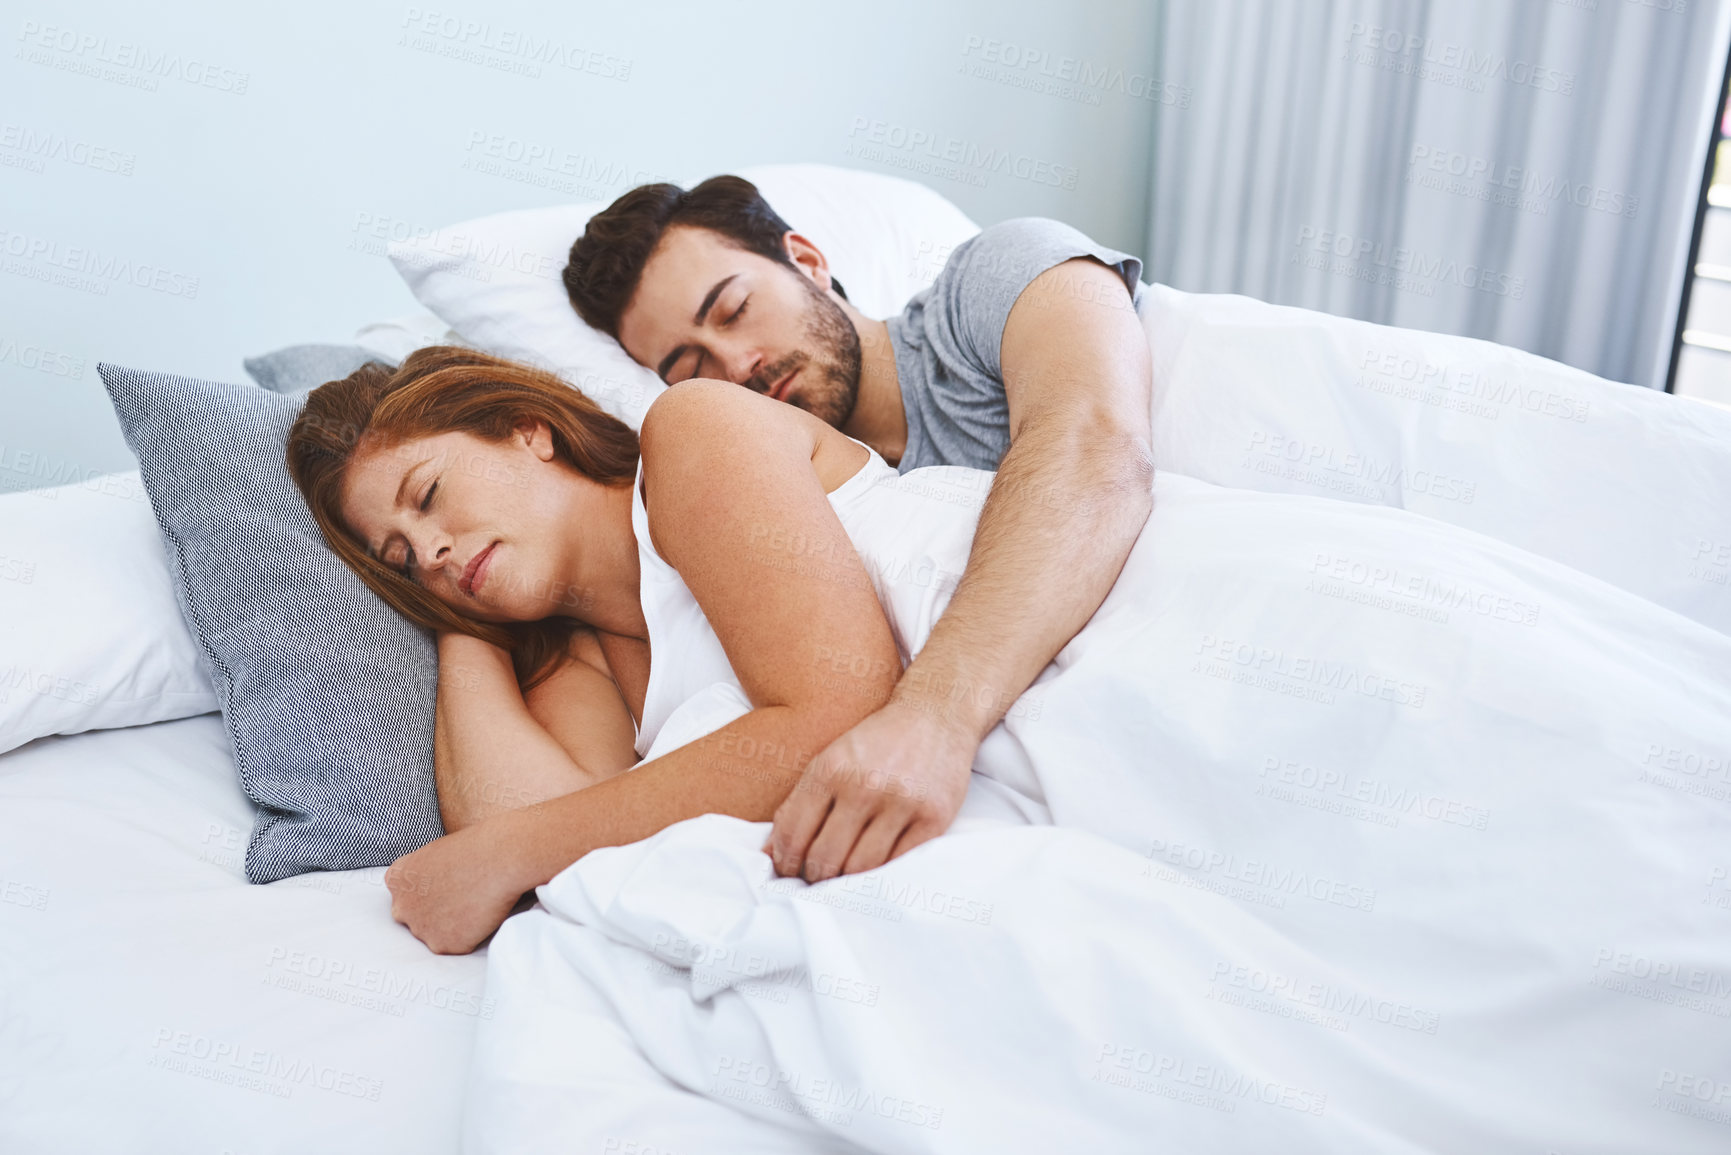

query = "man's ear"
[[781, 231, 835, 293]]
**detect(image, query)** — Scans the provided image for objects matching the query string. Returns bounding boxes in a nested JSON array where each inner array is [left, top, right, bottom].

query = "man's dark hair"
[[563, 174, 846, 339]]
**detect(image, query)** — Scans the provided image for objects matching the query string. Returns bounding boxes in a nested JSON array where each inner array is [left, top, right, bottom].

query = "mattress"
[[0, 714, 484, 1154]]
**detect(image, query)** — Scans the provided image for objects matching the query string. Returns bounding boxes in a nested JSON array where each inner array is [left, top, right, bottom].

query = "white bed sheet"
[[0, 714, 485, 1154], [466, 472, 1731, 1153]]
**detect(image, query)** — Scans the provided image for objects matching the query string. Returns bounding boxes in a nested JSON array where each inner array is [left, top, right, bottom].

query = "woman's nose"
[[409, 528, 455, 578]]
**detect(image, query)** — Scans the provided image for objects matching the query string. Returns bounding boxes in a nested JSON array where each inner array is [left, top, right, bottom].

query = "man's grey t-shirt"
[[885, 217, 1145, 473]]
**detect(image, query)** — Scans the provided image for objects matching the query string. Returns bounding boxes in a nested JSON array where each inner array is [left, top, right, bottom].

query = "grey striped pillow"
[[242, 343, 396, 395], [98, 363, 444, 883]]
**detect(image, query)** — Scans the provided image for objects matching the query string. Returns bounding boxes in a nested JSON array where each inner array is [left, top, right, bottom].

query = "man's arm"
[[765, 256, 1154, 882]]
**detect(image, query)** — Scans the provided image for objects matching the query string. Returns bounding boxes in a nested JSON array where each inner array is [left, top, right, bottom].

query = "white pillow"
[[0, 471, 217, 754], [1139, 284, 1731, 636], [387, 163, 981, 428]]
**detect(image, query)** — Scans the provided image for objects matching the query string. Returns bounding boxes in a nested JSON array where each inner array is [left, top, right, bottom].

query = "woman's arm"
[[385, 380, 901, 953], [432, 628, 637, 832]]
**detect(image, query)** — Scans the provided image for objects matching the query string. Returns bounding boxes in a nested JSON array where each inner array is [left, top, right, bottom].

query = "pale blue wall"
[[0, 0, 1162, 492]]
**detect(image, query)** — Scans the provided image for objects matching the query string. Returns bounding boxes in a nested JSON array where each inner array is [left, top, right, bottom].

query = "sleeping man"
[[562, 174, 1155, 886]]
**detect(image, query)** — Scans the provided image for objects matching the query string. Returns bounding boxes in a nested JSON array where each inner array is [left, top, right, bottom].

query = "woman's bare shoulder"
[[641, 378, 806, 451], [640, 379, 866, 494]]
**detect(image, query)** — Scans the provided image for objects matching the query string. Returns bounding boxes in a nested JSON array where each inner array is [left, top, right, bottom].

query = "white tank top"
[[630, 443, 986, 757], [624, 440, 1061, 823]]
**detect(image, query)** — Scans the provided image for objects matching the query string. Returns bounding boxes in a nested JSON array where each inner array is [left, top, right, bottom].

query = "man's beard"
[[746, 273, 862, 429]]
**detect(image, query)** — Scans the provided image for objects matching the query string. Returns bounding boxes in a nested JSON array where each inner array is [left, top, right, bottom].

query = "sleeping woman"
[[289, 344, 976, 953], [286, 344, 1731, 961]]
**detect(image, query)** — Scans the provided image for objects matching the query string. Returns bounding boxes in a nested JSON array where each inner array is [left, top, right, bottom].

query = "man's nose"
[[716, 340, 763, 387]]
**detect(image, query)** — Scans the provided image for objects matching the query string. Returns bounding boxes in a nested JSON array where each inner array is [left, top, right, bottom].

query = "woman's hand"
[[384, 816, 533, 955]]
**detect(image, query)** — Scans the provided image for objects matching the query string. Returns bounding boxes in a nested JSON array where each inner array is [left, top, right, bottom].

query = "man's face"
[[615, 225, 862, 428]]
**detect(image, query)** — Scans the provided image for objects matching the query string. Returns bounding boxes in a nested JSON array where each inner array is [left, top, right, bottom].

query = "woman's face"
[[338, 419, 596, 624]]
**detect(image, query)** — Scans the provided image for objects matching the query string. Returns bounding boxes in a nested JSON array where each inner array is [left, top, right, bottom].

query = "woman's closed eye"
[[389, 477, 440, 579]]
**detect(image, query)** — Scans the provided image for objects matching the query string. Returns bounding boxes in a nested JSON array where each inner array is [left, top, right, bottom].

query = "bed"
[[0, 716, 483, 1152], [4, 164, 1729, 1153]]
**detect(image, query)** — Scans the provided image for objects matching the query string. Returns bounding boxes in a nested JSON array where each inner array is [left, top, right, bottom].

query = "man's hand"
[[762, 698, 976, 881], [384, 818, 532, 955]]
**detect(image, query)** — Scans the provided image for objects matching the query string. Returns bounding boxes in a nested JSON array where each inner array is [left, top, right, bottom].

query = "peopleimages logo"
[[711, 1055, 946, 1131], [398, 7, 632, 80], [1207, 960, 1443, 1034], [1294, 226, 1525, 300], [1408, 145, 1638, 219], [0, 227, 200, 298], [1092, 1043, 1328, 1115], [957, 35, 1191, 108], [14, 20, 251, 94], [0, 123, 135, 176], [845, 117, 1079, 190], [1343, 22, 1575, 95], [461, 130, 668, 189], [0, 335, 83, 379], [149, 1028, 383, 1100], [1241, 429, 1478, 507], [1146, 834, 1380, 912]]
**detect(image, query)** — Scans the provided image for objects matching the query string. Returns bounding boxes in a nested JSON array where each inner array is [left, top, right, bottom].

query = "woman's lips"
[[461, 541, 497, 597]]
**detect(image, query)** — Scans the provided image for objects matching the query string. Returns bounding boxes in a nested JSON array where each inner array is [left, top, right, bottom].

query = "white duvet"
[[463, 445, 1731, 1152]]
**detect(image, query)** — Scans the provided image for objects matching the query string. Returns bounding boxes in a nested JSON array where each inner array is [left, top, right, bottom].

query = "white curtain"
[[1146, 0, 1731, 388]]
